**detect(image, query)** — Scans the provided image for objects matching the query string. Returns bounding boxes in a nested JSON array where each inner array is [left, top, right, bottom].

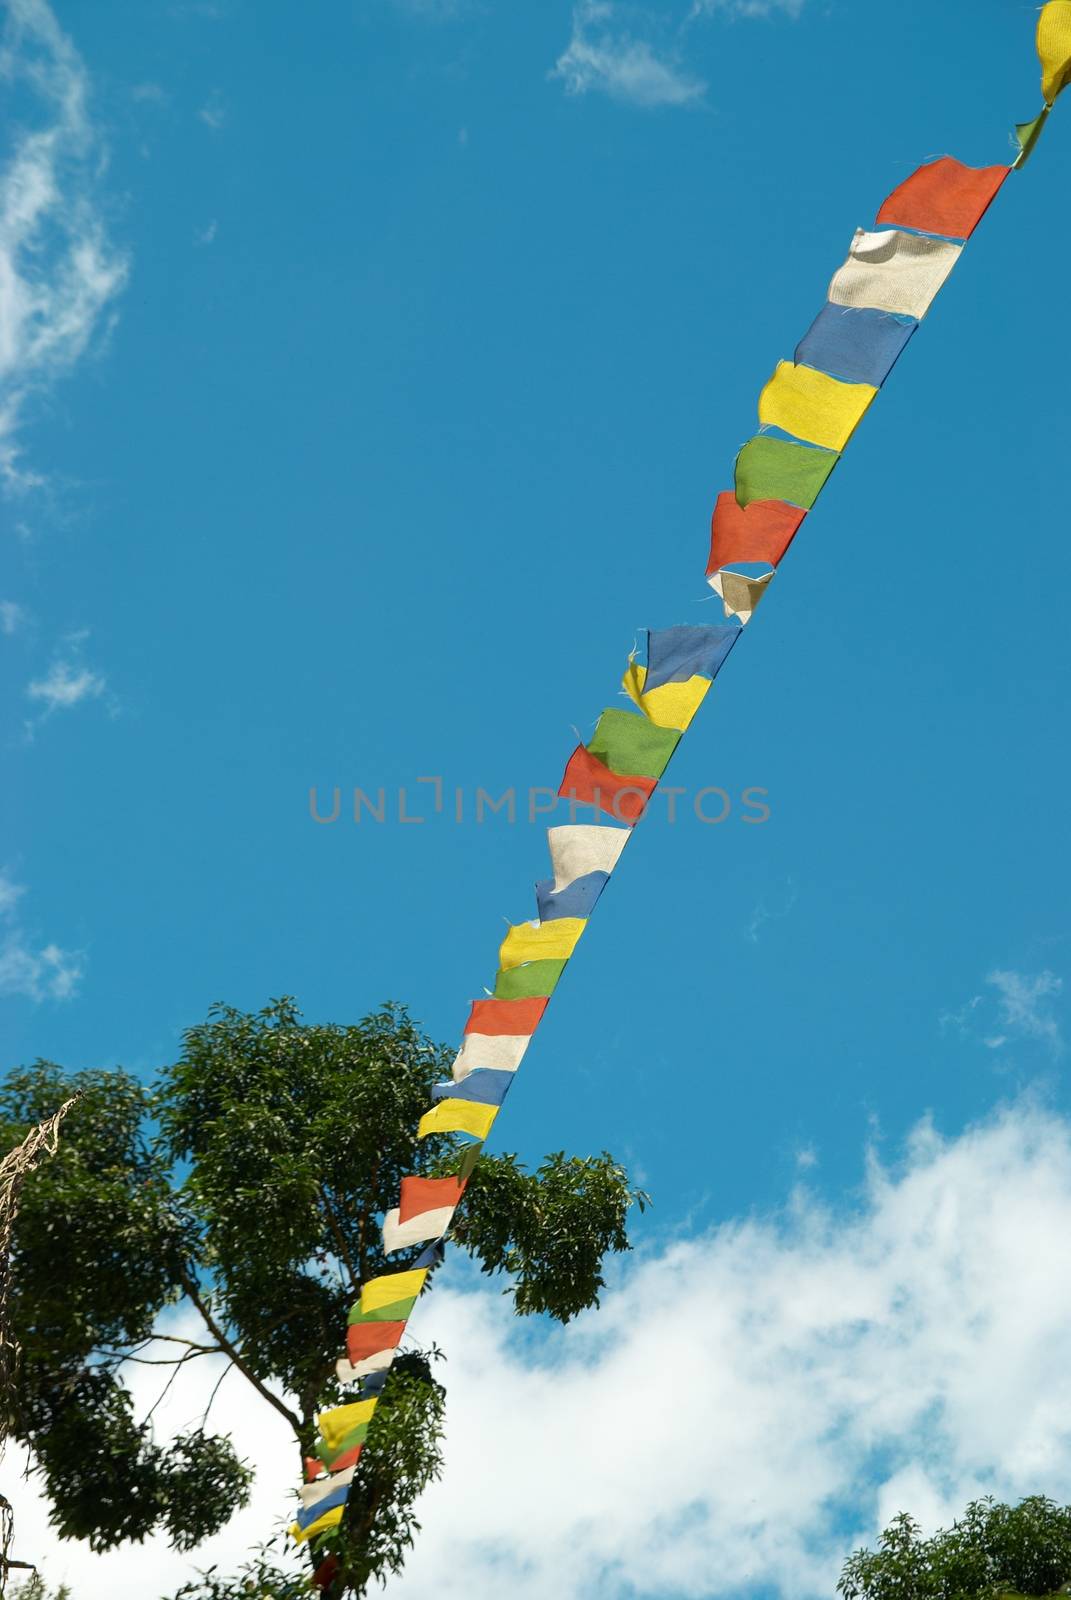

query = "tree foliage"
[[2, 999, 645, 1596], [839, 1497, 1071, 1600]]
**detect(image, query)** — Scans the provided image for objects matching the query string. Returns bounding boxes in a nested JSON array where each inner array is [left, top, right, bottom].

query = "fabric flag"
[[640, 623, 741, 691], [418, 1099, 498, 1140], [399, 1175, 466, 1224], [587, 708, 680, 780], [734, 435, 838, 510], [382, 1204, 457, 1254], [357, 1269, 427, 1316], [707, 493, 806, 572], [535, 870, 609, 922], [299, 1467, 356, 1513], [432, 1068, 513, 1107], [1015, 107, 1050, 166], [452, 1032, 530, 1080], [345, 1321, 406, 1364], [758, 360, 877, 452], [559, 744, 656, 823], [709, 569, 773, 624], [319, 1400, 378, 1457], [794, 304, 916, 390], [546, 824, 629, 890], [296, 1484, 351, 1532], [828, 228, 961, 320], [336, 1348, 396, 1384], [412, 1238, 447, 1270], [622, 665, 710, 731], [292, 1504, 345, 1542], [493, 958, 568, 999], [875, 156, 1009, 240], [498, 917, 587, 970], [1039, 0, 1071, 102], [464, 996, 547, 1035]]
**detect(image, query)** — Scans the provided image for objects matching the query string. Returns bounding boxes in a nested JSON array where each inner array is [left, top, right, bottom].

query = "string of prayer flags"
[[757, 361, 877, 452], [734, 435, 838, 510], [707, 494, 805, 572], [875, 156, 1010, 240], [828, 228, 962, 320], [294, 7, 1069, 1557], [1039, 1, 1071, 104]]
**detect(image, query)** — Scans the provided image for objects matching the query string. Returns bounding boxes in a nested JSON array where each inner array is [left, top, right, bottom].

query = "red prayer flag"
[[346, 1320, 407, 1363], [464, 996, 548, 1037], [707, 493, 805, 575], [398, 1174, 466, 1225], [313, 1555, 341, 1589], [324, 1442, 364, 1473], [876, 156, 1010, 240], [559, 745, 655, 825]]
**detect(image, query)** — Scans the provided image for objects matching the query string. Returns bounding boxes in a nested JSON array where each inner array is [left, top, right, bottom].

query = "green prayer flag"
[[316, 1422, 369, 1464], [734, 435, 839, 510], [1014, 107, 1050, 167], [587, 708, 679, 780], [346, 1294, 418, 1326], [493, 959, 567, 999]]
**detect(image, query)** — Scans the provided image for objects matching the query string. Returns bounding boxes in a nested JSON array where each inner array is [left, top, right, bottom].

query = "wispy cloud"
[[23, 1097, 1071, 1598], [987, 968, 1063, 1055], [0, 599, 28, 634], [197, 89, 226, 131], [0, 867, 82, 1001], [0, 0, 129, 495], [692, 0, 805, 16], [130, 80, 167, 105], [746, 875, 798, 943], [552, 1, 706, 108], [942, 968, 1064, 1057], [195, 218, 218, 247], [27, 657, 105, 711]]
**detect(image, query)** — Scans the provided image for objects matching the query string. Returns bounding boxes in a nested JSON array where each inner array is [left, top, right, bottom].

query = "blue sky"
[[4, 1, 1071, 1595]]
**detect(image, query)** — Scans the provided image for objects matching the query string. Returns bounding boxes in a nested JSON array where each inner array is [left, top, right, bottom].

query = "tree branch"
[[177, 1262, 302, 1437], [318, 1185, 359, 1290]]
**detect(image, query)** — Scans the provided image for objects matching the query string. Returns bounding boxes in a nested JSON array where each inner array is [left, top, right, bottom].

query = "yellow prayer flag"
[[622, 664, 710, 730], [291, 1504, 345, 1543], [418, 1099, 498, 1140], [498, 918, 586, 971], [1039, 1, 1071, 103], [758, 361, 876, 452], [318, 1399, 378, 1453], [360, 1268, 428, 1314]]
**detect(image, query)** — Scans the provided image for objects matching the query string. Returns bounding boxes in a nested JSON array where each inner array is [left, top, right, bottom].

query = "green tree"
[[838, 1497, 1071, 1600], [2, 999, 645, 1598]]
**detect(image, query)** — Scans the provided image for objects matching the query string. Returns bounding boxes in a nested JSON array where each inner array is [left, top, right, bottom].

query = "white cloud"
[[0, 598, 27, 633], [0, 0, 129, 495], [553, 1, 706, 108], [197, 90, 226, 131], [194, 218, 218, 247], [24, 1096, 1071, 1598], [693, 0, 805, 16], [26, 653, 106, 714], [987, 969, 1064, 1055], [0, 867, 82, 1001]]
